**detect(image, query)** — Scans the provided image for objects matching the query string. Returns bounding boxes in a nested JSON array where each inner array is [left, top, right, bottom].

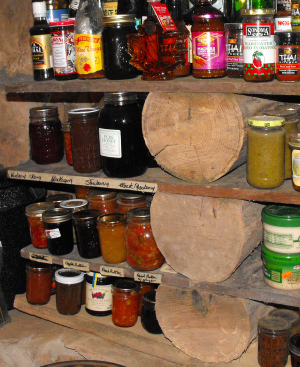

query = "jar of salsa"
[[29, 106, 64, 165], [112, 279, 140, 327], [125, 208, 165, 271], [289, 132, 300, 191], [117, 192, 148, 215], [25, 202, 55, 248], [247, 116, 286, 189], [277, 31, 300, 82], [97, 213, 127, 264], [88, 190, 118, 214], [26, 262, 53, 305], [62, 121, 73, 165]]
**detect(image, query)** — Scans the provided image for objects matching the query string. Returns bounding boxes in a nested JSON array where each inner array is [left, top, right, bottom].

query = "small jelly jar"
[[290, 333, 300, 366], [62, 121, 73, 165], [141, 291, 162, 334], [97, 213, 127, 264], [42, 208, 74, 255], [117, 192, 148, 215], [26, 262, 53, 305], [269, 308, 300, 336], [258, 315, 291, 367], [72, 209, 102, 259], [125, 208, 165, 271], [25, 202, 55, 248], [112, 279, 140, 327], [55, 268, 84, 315], [88, 190, 118, 214]]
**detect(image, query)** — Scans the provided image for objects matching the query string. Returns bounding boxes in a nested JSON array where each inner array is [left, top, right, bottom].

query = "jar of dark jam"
[[99, 92, 148, 178], [141, 291, 162, 334], [72, 209, 102, 259], [69, 108, 101, 173], [102, 14, 139, 80], [117, 192, 148, 215], [85, 272, 114, 316], [29, 106, 64, 165], [55, 268, 84, 315], [138, 282, 156, 315], [224, 23, 243, 78], [26, 262, 53, 305], [42, 208, 74, 255]]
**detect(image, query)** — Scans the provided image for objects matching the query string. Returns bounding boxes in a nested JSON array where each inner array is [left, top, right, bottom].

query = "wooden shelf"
[[21, 245, 300, 307], [7, 159, 300, 205], [4, 74, 300, 96]]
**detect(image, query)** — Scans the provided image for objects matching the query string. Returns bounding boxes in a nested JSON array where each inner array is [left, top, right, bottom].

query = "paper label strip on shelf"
[[134, 272, 162, 284], [63, 259, 90, 272], [29, 252, 53, 264], [100, 265, 124, 277]]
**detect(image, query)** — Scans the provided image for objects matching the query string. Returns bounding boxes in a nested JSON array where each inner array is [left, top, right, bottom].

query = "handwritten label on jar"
[[29, 252, 53, 264], [100, 265, 124, 277], [134, 272, 162, 284], [63, 259, 90, 271]]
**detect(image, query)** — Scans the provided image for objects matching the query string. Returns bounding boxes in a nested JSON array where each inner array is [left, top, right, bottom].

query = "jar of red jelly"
[[117, 192, 148, 215], [112, 279, 140, 327], [29, 106, 64, 165], [88, 190, 117, 214], [25, 202, 55, 248], [125, 208, 165, 271], [62, 121, 73, 165], [26, 262, 53, 305]]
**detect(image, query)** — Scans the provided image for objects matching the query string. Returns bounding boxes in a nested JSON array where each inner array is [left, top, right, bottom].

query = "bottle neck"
[[33, 16, 48, 23]]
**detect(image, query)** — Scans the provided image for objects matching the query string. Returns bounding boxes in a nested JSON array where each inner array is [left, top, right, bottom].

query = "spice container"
[[46, 193, 74, 207], [73, 209, 102, 259], [141, 291, 162, 334], [125, 208, 165, 271], [26, 262, 53, 305], [50, 20, 77, 80], [262, 245, 300, 289], [262, 205, 300, 254], [112, 279, 140, 327], [75, 185, 91, 200], [290, 333, 300, 366], [55, 268, 84, 315], [277, 31, 300, 82], [258, 316, 291, 367], [117, 192, 148, 215], [85, 272, 114, 316], [69, 108, 101, 173], [269, 309, 300, 336], [88, 190, 118, 214], [29, 106, 64, 165], [97, 213, 127, 264], [25, 202, 55, 248], [247, 116, 286, 189], [102, 15, 139, 80], [42, 208, 74, 255], [242, 9, 276, 82], [62, 122, 73, 165], [289, 133, 300, 190], [224, 23, 243, 78]]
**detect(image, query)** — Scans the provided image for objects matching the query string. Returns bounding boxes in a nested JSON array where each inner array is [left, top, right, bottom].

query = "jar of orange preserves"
[[26, 262, 53, 305], [88, 190, 118, 214], [125, 208, 165, 271], [112, 279, 140, 327], [75, 185, 91, 200], [117, 192, 147, 215], [97, 213, 127, 264]]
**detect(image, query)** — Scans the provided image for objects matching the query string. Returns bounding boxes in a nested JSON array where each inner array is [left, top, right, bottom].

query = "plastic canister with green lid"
[[262, 205, 300, 254], [262, 245, 300, 289]]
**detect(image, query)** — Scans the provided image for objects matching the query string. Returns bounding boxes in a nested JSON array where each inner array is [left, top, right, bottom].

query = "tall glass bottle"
[[224, 0, 275, 22], [30, 1, 54, 81], [75, 0, 105, 78]]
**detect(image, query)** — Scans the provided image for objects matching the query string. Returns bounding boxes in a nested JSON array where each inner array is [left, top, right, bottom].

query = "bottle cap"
[[32, 1, 47, 17]]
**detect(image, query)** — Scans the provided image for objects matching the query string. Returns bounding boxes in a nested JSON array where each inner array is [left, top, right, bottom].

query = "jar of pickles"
[[26, 262, 53, 305], [88, 190, 118, 214], [125, 208, 165, 271], [112, 279, 140, 327], [97, 213, 127, 264], [25, 202, 55, 248], [117, 192, 148, 215], [247, 116, 286, 189]]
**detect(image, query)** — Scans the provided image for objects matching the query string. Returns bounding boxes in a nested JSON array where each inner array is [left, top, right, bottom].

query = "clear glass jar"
[[125, 208, 165, 271], [26, 262, 53, 305], [289, 132, 300, 191], [112, 279, 140, 327], [97, 213, 127, 264], [88, 190, 118, 214], [247, 116, 286, 189], [258, 316, 291, 367], [117, 192, 148, 215], [141, 290, 162, 334], [224, 23, 243, 78], [242, 9, 276, 82], [62, 121, 73, 165], [269, 309, 300, 336], [69, 108, 101, 173], [25, 202, 55, 248], [29, 106, 64, 165]]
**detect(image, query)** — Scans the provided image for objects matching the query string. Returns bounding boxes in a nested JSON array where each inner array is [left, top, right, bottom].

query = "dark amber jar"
[[112, 279, 140, 327], [102, 14, 139, 80], [138, 282, 155, 315], [88, 190, 118, 214], [62, 121, 73, 165], [290, 333, 300, 366], [26, 262, 53, 305], [69, 108, 101, 173], [141, 291, 162, 334], [277, 31, 300, 82], [29, 106, 64, 165], [117, 192, 148, 215]]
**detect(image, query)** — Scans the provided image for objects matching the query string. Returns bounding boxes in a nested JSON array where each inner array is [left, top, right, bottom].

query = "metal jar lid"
[[262, 205, 300, 227], [46, 193, 74, 206], [224, 23, 243, 30], [248, 115, 285, 127], [25, 202, 55, 217], [98, 213, 126, 225], [290, 132, 300, 147], [60, 199, 89, 211], [241, 8, 276, 15], [72, 209, 101, 222], [42, 208, 73, 223], [112, 279, 140, 293], [55, 269, 84, 285], [269, 309, 300, 327], [104, 92, 138, 104], [117, 192, 146, 202], [260, 109, 297, 119], [89, 190, 117, 201], [68, 108, 99, 117], [29, 106, 58, 118], [127, 207, 150, 219], [103, 14, 136, 25], [258, 316, 291, 335]]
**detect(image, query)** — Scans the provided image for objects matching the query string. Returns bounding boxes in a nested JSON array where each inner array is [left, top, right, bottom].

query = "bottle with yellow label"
[[75, 0, 105, 79]]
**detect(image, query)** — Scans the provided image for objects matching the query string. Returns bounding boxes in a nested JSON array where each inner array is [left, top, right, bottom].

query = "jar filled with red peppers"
[[125, 208, 165, 271]]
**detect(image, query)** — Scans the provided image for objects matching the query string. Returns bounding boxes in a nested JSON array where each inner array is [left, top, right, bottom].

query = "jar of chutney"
[[29, 106, 64, 165], [26, 262, 53, 305], [102, 15, 139, 80]]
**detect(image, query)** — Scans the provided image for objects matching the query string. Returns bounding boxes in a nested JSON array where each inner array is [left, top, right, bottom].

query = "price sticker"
[[282, 271, 293, 279]]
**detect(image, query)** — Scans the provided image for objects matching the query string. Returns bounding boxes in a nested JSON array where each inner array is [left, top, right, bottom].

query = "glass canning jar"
[[46, 193, 74, 207], [25, 202, 55, 248], [141, 291, 162, 334], [112, 279, 140, 327], [26, 262, 53, 305], [97, 213, 127, 264], [88, 190, 118, 214], [125, 208, 165, 271], [117, 192, 148, 215], [247, 116, 286, 189], [62, 121, 73, 165], [290, 333, 300, 366], [269, 308, 300, 337], [289, 132, 300, 191], [138, 282, 156, 315], [75, 185, 91, 200], [29, 106, 64, 164]]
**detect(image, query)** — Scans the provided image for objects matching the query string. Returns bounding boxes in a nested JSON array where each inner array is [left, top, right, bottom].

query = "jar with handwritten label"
[[88, 190, 118, 214]]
